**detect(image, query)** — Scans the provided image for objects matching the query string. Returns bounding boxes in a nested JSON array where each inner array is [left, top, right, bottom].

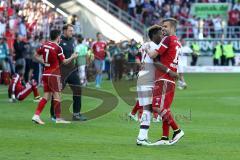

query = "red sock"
[[165, 112, 179, 131], [32, 86, 40, 98], [162, 120, 170, 137], [169, 115, 179, 131], [131, 101, 141, 115], [35, 98, 47, 115], [53, 100, 61, 119]]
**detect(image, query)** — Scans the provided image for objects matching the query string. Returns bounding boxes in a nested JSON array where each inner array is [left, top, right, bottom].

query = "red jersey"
[[37, 41, 65, 76], [228, 10, 239, 25], [9, 74, 24, 95], [155, 36, 181, 82], [92, 41, 107, 60]]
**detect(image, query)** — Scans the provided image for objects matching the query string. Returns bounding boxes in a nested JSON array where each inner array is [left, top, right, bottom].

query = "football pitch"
[[0, 73, 240, 160]]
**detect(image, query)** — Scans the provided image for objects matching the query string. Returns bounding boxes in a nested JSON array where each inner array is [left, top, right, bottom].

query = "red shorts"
[[152, 80, 175, 111], [42, 75, 62, 92]]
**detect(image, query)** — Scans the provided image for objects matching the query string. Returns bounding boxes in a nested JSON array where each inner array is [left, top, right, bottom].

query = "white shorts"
[[137, 85, 153, 106], [178, 56, 188, 73]]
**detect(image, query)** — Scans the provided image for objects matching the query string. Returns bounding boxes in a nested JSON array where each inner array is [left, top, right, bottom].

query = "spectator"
[[142, 0, 154, 26], [18, 18, 27, 37], [0, 36, 11, 85], [71, 15, 82, 35], [189, 15, 199, 39], [135, 0, 143, 21], [127, 39, 138, 80], [29, 35, 42, 85], [233, 2, 240, 11], [0, 36, 10, 71], [14, 34, 26, 79], [23, 35, 34, 82], [0, 18, 6, 35], [228, 8, 239, 38], [108, 41, 123, 81], [128, 0, 136, 17], [212, 15, 223, 38]]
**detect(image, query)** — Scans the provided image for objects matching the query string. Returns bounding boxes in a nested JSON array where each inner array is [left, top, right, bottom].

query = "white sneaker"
[[178, 81, 187, 90], [33, 96, 42, 103], [170, 130, 184, 145], [56, 118, 71, 124], [32, 115, 45, 125], [128, 113, 138, 121], [136, 138, 151, 146], [149, 139, 170, 146]]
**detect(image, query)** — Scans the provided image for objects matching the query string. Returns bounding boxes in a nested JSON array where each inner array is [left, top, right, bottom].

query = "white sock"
[[137, 110, 151, 140]]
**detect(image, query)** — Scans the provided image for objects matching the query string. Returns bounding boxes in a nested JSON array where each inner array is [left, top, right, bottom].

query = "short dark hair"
[[77, 34, 84, 43], [162, 18, 178, 31], [62, 24, 73, 31], [96, 32, 101, 36], [148, 25, 162, 40], [50, 29, 61, 41]]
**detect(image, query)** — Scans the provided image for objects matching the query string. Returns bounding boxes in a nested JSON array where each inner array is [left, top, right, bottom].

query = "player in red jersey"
[[147, 18, 184, 145], [32, 29, 78, 125], [92, 32, 111, 88], [8, 65, 41, 103]]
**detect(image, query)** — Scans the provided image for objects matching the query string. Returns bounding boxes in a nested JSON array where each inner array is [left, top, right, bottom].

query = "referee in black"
[[50, 24, 87, 121]]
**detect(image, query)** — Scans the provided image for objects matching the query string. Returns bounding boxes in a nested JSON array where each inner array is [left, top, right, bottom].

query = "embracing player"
[[32, 29, 78, 125], [147, 18, 184, 145], [136, 25, 163, 145]]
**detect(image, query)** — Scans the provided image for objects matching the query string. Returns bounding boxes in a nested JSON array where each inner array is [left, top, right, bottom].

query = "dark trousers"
[[220, 55, 226, 66], [50, 70, 82, 117], [191, 54, 198, 66], [24, 58, 32, 82], [114, 58, 124, 81], [226, 57, 235, 66], [105, 60, 111, 80], [213, 58, 220, 66]]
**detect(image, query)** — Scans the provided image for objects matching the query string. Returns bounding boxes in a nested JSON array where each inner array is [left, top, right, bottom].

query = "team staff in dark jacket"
[[50, 24, 87, 121]]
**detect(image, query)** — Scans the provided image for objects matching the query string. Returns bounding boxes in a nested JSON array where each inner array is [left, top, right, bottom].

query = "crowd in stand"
[[0, 0, 239, 86], [110, 0, 240, 38], [0, 0, 85, 84]]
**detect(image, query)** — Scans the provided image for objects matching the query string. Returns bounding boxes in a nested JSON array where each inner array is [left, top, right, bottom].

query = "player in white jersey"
[[137, 41, 158, 106], [136, 25, 163, 145], [177, 39, 192, 90]]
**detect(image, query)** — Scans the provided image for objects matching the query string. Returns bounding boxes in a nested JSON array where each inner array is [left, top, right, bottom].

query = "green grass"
[[0, 73, 240, 160]]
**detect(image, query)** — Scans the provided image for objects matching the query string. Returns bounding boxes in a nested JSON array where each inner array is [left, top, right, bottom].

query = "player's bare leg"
[[136, 105, 152, 146], [178, 73, 187, 90], [32, 92, 52, 125]]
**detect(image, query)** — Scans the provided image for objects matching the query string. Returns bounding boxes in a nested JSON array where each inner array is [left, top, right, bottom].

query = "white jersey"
[[178, 45, 192, 73], [137, 41, 159, 106], [137, 41, 158, 87]]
